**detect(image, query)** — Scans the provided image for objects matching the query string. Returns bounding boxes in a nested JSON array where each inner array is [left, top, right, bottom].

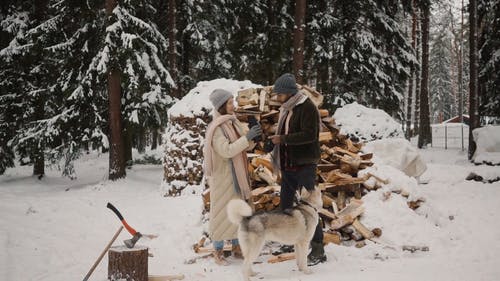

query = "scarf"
[[271, 92, 308, 172], [203, 113, 251, 200]]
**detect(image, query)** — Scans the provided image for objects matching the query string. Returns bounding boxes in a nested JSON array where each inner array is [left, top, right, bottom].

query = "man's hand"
[[269, 135, 282, 145]]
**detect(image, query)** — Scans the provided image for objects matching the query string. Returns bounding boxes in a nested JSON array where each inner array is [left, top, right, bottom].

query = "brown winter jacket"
[[280, 97, 321, 167]]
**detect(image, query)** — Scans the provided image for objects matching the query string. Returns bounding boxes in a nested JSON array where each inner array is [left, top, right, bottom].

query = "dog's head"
[[300, 186, 322, 210]]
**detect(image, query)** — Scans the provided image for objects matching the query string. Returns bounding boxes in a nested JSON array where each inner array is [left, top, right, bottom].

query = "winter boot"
[[213, 249, 230, 266], [307, 241, 327, 266], [232, 244, 244, 259]]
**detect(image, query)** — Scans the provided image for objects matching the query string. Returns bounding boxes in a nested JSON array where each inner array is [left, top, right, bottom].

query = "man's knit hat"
[[209, 89, 233, 110], [273, 73, 297, 95]]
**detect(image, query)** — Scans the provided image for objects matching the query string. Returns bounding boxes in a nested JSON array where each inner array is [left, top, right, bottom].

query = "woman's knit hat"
[[209, 89, 233, 110], [273, 73, 297, 95]]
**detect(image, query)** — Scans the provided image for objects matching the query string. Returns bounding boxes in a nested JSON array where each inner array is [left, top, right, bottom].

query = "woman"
[[203, 89, 262, 265]]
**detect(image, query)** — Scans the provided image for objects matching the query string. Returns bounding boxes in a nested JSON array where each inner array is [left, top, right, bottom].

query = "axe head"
[[124, 232, 142, 248]]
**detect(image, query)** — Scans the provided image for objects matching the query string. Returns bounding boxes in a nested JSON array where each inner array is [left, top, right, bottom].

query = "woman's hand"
[[246, 124, 262, 141]]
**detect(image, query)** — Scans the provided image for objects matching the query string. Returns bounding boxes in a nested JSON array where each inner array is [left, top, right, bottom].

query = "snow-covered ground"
[[1, 146, 500, 281]]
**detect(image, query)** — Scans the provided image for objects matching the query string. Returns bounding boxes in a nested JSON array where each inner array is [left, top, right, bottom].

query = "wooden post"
[[108, 245, 148, 281]]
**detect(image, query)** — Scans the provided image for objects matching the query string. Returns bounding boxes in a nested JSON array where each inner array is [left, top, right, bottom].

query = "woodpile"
[[199, 85, 399, 250], [163, 109, 211, 196]]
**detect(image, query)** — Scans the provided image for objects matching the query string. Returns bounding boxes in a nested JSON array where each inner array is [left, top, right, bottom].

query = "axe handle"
[[107, 202, 138, 236], [83, 226, 123, 281]]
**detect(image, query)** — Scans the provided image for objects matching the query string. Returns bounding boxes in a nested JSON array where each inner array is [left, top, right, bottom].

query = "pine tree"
[[429, 5, 454, 123], [418, 0, 432, 148], [313, 0, 417, 119], [0, 0, 62, 178], [468, 0, 479, 159], [1, 0, 175, 178], [478, 0, 500, 121]]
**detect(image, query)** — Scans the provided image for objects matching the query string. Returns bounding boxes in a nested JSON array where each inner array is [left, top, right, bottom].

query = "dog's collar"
[[299, 199, 317, 212]]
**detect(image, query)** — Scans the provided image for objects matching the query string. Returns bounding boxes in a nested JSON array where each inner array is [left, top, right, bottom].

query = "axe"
[[107, 202, 157, 248]]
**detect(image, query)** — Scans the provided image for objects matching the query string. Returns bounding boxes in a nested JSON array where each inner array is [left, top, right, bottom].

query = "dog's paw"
[[301, 267, 313, 274]]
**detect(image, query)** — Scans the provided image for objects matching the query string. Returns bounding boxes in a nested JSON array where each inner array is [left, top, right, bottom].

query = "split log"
[[251, 157, 273, 172], [254, 166, 277, 186], [322, 194, 335, 208], [352, 219, 374, 240], [251, 185, 280, 197], [329, 200, 365, 230], [318, 109, 329, 118], [271, 196, 280, 206], [298, 84, 324, 107], [367, 172, 389, 185], [323, 231, 341, 245], [337, 191, 346, 210], [360, 153, 373, 160], [268, 252, 295, 263], [237, 88, 259, 106], [148, 274, 185, 281], [259, 89, 268, 112], [346, 226, 364, 241], [319, 132, 333, 143], [345, 139, 360, 153], [108, 246, 148, 281], [195, 245, 232, 254], [192, 236, 206, 253], [319, 208, 337, 221], [254, 193, 273, 204]]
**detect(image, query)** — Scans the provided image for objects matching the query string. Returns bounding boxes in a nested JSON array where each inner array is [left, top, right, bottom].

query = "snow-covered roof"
[[168, 78, 262, 118]]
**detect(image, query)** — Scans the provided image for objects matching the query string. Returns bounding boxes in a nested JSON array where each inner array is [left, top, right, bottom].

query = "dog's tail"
[[227, 199, 253, 224]]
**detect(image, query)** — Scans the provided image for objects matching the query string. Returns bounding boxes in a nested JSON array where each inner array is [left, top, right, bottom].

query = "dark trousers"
[[279, 164, 323, 244]]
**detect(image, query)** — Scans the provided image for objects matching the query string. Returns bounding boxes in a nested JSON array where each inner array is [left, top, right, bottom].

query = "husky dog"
[[227, 187, 322, 281]]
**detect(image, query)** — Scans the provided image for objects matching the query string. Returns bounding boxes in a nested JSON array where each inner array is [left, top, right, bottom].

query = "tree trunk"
[[108, 246, 148, 281], [458, 0, 464, 123], [406, 0, 418, 140], [468, 0, 479, 159], [123, 122, 133, 166], [107, 0, 125, 180], [137, 126, 146, 154], [151, 129, 158, 150], [168, 0, 179, 98], [32, 0, 48, 178], [108, 70, 126, 180], [414, 9, 421, 133], [418, 1, 432, 149], [293, 0, 306, 84]]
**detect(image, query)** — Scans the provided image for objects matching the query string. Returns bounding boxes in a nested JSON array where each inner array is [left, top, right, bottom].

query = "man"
[[269, 73, 327, 266]]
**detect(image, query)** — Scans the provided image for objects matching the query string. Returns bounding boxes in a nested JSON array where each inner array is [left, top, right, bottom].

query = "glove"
[[246, 124, 262, 141]]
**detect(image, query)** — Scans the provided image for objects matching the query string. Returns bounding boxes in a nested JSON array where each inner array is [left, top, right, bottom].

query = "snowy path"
[[1, 148, 499, 281]]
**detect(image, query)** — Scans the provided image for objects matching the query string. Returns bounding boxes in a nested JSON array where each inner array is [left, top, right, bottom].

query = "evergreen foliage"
[[0, 0, 498, 176]]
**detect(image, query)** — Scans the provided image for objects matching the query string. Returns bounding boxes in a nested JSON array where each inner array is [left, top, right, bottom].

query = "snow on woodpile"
[[472, 125, 500, 165], [333, 102, 404, 141], [162, 79, 261, 195]]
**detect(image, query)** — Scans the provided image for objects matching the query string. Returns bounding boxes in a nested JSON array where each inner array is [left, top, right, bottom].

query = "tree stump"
[[108, 245, 148, 281]]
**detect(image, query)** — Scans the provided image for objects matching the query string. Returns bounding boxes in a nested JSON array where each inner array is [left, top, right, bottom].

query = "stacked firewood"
[[200, 85, 394, 249], [163, 109, 211, 196]]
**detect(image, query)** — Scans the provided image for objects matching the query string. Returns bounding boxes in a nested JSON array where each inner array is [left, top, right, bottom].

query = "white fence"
[[431, 123, 469, 149]]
